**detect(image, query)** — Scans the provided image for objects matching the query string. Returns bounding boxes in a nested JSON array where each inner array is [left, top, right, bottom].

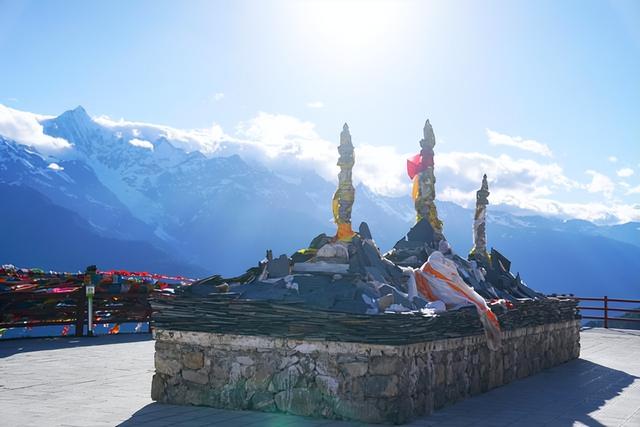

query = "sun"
[[287, 0, 414, 63]]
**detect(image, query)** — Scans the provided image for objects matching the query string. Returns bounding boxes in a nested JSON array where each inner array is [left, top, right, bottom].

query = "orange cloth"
[[336, 223, 355, 241]]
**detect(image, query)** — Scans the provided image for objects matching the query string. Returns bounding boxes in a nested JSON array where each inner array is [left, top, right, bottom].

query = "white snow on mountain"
[[47, 162, 64, 171]]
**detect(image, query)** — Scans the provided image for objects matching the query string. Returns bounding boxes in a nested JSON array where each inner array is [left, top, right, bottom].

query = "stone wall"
[[152, 320, 580, 424]]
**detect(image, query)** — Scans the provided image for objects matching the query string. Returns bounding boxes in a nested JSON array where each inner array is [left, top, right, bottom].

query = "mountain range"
[[1, 106, 638, 299]]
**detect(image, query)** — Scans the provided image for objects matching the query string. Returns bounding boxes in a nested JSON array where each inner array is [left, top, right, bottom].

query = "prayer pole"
[[332, 123, 356, 241], [470, 174, 490, 261], [412, 120, 443, 240]]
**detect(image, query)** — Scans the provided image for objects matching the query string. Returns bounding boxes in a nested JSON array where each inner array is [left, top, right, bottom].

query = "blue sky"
[[1, 0, 639, 222]]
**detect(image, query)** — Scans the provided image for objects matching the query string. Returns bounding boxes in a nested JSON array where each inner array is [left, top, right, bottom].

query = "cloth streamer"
[[414, 251, 502, 351]]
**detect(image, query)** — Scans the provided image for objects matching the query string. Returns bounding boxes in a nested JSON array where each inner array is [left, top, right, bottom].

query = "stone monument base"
[[151, 320, 580, 424]]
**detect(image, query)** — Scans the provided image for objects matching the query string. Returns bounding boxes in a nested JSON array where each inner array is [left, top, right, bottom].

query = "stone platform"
[[1, 328, 640, 426], [151, 319, 580, 424]]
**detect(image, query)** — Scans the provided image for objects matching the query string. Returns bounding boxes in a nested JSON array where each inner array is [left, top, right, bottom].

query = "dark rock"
[[267, 254, 290, 279], [309, 234, 333, 250], [359, 222, 373, 240], [348, 237, 367, 275], [361, 240, 383, 266], [236, 280, 296, 301], [381, 258, 404, 279], [406, 219, 435, 243], [378, 284, 412, 308], [377, 293, 394, 311], [490, 248, 511, 272], [392, 238, 424, 250], [412, 296, 430, 309], [365, 266, 386, 283], [291, 251, 314, 264], [215, 283, 230, 293]]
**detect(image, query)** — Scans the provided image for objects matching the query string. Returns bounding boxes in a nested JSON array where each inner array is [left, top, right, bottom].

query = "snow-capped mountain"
[[0, 134, 158, 243], [1, 105, 638, 298]]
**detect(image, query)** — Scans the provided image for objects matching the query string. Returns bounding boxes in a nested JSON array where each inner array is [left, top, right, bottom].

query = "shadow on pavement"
[[428, 357, 639, 427], [0, 333, 152, 358], [117, 402, 333, 427], [117, 357, 639, 427]]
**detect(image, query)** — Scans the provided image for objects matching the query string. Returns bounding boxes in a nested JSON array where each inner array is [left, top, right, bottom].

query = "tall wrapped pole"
[[470, 174, 490, 260], [332, 123, 356, 241], [409, 119, 443, 240]]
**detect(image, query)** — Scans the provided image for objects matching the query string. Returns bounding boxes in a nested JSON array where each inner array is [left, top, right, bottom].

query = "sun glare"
[[288, 0, 414, 63]]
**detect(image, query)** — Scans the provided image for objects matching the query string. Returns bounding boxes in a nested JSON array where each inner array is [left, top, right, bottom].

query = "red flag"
[[407, 153, 424, 179], [407, 152, 435, 179]]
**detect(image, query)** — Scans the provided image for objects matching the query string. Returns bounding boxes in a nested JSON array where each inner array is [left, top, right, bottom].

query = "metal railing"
[[0, 285, 152, 337], [576, 296, 640, 328]]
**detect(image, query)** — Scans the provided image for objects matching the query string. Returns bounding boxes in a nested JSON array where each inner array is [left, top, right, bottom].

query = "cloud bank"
[[2, 104, 638, 224], [0, 104, 71, 154], [94, 115, 227, 154]]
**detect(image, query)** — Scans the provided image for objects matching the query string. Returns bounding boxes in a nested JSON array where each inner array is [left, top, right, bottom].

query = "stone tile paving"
[[1, 328, 639, 427]]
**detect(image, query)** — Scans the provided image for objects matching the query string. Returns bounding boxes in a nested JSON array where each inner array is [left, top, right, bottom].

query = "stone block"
[[250, 391, 276, 411], [269, 364, 302, 392], [289, 388, 322, 417], [369, 355, 404, 376], [150, 374, 166, 401], [182, 369, 208, 385], [316, 374, 339, 396], [183, 351, 204, 370], [340, 362, 368, 377], [364, 375, 399, 398], [155, 352, 181, 376]]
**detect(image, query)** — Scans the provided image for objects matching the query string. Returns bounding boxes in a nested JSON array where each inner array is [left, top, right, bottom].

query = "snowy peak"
[[153, 137, 188, 164], [47, 105, 95, 132]]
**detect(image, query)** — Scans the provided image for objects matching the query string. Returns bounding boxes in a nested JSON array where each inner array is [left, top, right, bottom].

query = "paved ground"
[[1, 329, 639, 427]]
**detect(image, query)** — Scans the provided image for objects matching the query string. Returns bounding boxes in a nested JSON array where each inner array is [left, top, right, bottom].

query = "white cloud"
[[234, 112, 337, 179], [433, 152, 579, 207], [94, 115, 228, 154], [354, 144, 409, 195], [617, 168, 634, 177], [501, 199, 640, 224], [0, 104, 71, 154], [47, 162, 64, 171], [213, 93, 225, 101], [231, 113, 640, 222], [608, 156, 618, 163], [584, 170, 615, 198], [129, 138, 154, 150], [306, 101, 324, 109], [3, 103, 637, 224], [486, 129, 553, 157]]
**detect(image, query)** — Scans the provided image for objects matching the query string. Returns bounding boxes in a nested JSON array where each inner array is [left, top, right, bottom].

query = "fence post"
[[75, 286, 86, 337], [604, 295, 609, 329]]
